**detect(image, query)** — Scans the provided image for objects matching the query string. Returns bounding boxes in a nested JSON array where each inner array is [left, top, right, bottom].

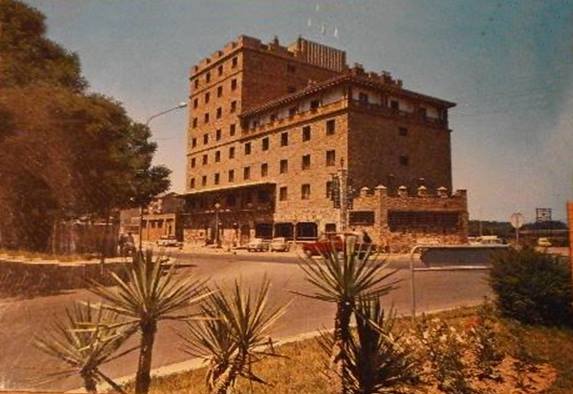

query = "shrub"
[[489, 247, 572, 326], [415, 317, 475, 393]]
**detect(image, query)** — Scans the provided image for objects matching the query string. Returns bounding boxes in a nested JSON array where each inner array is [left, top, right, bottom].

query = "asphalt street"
[[0, 252, 490, 391]]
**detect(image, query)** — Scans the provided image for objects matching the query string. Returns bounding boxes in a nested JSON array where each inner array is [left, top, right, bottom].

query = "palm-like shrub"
[[489, 247, 572, 325], [320, 298, 420, 393], [89, 249, 208, 394], [297, 237, 399, 393], [180, 277, 288, 394], [35, 302, 136, 393]]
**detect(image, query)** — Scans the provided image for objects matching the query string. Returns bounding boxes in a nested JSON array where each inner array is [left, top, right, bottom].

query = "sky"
[[26, 0, 573, 222]]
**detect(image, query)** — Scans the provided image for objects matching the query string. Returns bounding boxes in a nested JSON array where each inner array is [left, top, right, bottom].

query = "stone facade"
[[350, 186, 468, 252], [182, 35, 467, 249]]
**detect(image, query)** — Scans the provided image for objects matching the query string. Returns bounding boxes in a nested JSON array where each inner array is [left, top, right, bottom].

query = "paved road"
[[0, 253, 490, 391]]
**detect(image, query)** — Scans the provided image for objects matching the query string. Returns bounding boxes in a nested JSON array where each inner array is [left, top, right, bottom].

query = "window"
[[244, 142, 251, 155], [205, 92, 210, 103], [326, 150, 336, 166], [390, 100, 399, 110], [326, 119, 336, 135], [326, 181, 333, 198], [261, 163, 268, 177], [217, 65, 223, 76], [232, 56, 238, 68], [270, 113, 277, 122], [230, 124, 236, 136], [206, 72, 211, 83], [194, 79, 199, 89], [193, 98, 198, 108], [400, 155, 409, 166], [310, 99, 320, 110], [203, 134, 209, 145], [287, 86, 296, 93], [217, 86, 223, 97], [301, 184, 311, 200], [231, 79, 237, 90], [228, 169, 235, 182], [216, 107, 222, 119], [214, 173, 220, 185], [230, 101, 237, 113], [226, 194, 236, 206], [280, 132, 288, 146], [229, 146, 235, 159], [399, 127, 408, 136], [215, 150, 221, 162], [190, 178, 195, 188], [419, 107, 427, 118], [243, 166, 250, 180], [192, 137, 197, 148], [191, 157, 196, 168], [202, 175, 207, 186], [216, 129, 222, 141], [202, 154, 208, 165], [279, 186, 288, 201], [192, 118, 198, 128], [358, 92, 369, 103], [302, 126, 311, 141], [302, 154, 311, 170], [262, 137, 269, 151], [289, 107, 298, 117], [287, 64, 296, 73], [204, 112, 209, 123], [258, 190, 270, 203], [280, 159, 288, 174]]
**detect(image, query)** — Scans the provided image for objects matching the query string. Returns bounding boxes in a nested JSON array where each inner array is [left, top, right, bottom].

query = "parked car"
[[247, 238, 270, 252], [270, 237, 289, 252], [537, 237, 552, 248], [475, 235, 503, 245], [156, 235, 182, 248], [302, 233, 377, 257]]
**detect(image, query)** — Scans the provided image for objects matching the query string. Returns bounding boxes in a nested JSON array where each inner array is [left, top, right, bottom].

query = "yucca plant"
[[180, 277, 289, 394], [329, 298, 420, 393], [297, 237, 399, 393], [89, 249, 209, 394], [35, 302, 137, 393]]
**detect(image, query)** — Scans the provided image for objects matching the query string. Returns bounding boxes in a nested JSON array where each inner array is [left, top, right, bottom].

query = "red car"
[[302, 234, 344, 257], [302, 233, 376, 257]]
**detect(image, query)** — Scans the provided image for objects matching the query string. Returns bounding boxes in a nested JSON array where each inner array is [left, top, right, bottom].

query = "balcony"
[[348, 100, 448, 128]]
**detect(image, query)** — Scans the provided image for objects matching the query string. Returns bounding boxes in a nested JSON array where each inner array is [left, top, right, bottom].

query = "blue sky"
[[27, 0, 573, 222]]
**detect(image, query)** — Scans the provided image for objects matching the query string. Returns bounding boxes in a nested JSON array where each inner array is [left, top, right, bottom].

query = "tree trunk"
[[100, 208, 110, 274], [81, 371, 98, 394], [135, 320, 157, 394], [138, 206, 144, 252], [211, 352, 245, 394], [332, 300, 353, 394]]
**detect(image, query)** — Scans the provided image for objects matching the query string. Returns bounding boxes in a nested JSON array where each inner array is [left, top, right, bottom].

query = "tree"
[[296, 238, 399, 393], [180, 278, 289, 393], [89, 250, 208, 394], [35, 302, 137, 394], [0, 0, 171, 252]]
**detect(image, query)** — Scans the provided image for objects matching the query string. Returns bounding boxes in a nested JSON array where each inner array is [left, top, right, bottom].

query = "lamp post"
[[146, 102, 187, 126], [137, 102, 188, 250], [214, 202, 222, 248]]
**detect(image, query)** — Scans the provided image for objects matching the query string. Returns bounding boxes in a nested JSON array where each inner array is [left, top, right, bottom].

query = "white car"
[[247, 238, 270, 252], [270, 237, 289, 252], [156, 235, 182, 248], [537, 238, 552, 248]]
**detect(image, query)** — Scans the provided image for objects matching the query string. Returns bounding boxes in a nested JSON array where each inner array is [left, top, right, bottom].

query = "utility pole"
[[338, 159, 349, 233]]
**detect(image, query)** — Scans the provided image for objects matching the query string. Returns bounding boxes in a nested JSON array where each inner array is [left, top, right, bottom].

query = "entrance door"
[[240, 224, 250, 245]]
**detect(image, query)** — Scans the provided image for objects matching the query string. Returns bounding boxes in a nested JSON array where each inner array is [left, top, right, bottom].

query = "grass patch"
[[119, 306, 572, 393]]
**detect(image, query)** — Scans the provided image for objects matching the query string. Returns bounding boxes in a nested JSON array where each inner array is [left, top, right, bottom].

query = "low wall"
[[0, 257, 130, 298]]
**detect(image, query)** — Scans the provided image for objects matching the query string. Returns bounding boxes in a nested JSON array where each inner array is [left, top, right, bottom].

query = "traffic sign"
[[510, 212, 524, 229]]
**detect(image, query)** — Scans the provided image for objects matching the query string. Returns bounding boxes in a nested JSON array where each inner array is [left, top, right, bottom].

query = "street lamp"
[[214, 202, 222, 248], [146, 102, 187, 126]]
